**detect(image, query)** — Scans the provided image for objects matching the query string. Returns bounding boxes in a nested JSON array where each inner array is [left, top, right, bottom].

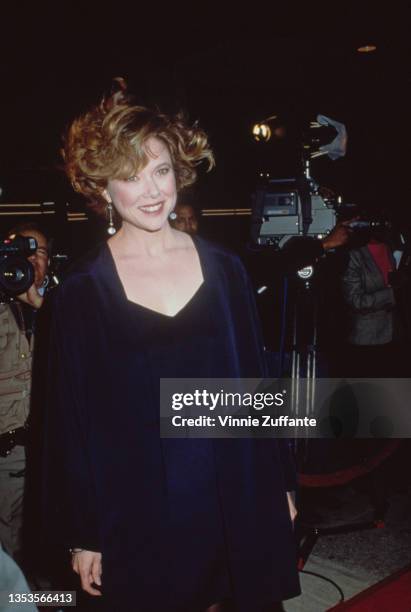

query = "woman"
[[44, 86, 300, 611]]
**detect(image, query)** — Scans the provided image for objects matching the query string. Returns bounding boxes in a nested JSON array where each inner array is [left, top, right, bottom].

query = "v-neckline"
[[105, 235, 206, 319]]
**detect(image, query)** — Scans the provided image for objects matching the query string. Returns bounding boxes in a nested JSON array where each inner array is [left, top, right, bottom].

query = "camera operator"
[[0, 222, 50, 564]]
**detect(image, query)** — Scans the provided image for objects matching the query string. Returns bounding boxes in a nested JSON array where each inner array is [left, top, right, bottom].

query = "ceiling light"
[[357, 45, 377, 53]]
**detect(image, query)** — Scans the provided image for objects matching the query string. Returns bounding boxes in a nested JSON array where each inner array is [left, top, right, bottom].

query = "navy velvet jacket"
[[43, 237, 300, 607]]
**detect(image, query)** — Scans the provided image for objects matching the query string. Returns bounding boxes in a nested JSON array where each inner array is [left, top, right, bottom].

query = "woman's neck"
[[108, 222, 183, 257]]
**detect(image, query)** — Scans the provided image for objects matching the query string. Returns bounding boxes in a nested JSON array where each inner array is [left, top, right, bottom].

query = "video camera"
[[0, 235, 37, 301], [251, 177, 340, 248], [251, 115, 348, 249]]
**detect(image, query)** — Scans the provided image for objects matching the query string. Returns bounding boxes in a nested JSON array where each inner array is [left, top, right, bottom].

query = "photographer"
[[0, 222, 49, 564]]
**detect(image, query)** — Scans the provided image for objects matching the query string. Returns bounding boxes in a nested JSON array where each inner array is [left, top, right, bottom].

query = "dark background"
[[1, 7, 409, 215]]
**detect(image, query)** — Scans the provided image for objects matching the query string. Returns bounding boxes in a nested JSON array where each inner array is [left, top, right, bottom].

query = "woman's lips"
[[138, 202, 164, 215]]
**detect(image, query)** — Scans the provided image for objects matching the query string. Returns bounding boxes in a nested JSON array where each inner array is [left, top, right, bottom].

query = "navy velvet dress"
[[44, 236, 300, 611]]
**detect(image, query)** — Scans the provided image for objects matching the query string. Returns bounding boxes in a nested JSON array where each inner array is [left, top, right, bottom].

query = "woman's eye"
[[126, 176, 139, 182], [157, 166, 170, 176]]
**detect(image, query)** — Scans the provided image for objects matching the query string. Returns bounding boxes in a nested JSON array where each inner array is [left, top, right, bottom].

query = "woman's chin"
[[123, 216, 170, 233]]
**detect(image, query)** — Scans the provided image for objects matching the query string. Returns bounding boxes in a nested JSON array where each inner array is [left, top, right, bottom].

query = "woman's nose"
[[142, 177, 160, 199]]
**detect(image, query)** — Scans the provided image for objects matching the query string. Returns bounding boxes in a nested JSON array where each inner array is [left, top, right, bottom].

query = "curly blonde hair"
[[62, 84, 215, 214]]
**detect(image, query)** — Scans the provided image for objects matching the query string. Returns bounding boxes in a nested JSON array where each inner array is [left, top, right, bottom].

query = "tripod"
[[277, 265, 394, 570]]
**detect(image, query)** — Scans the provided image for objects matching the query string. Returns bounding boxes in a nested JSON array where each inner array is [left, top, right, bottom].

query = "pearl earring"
[[107, 202, 116, 235], [169, 211, 177, 221]]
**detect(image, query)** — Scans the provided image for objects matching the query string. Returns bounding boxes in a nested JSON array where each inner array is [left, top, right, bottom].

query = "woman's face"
[[105, 137, 177, 233]]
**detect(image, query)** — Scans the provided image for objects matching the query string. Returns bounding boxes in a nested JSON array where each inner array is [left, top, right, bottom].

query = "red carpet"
[[327, 564, 411, 611]]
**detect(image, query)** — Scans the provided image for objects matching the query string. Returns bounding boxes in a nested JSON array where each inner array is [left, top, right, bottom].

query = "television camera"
[[0, 235, 37, 301], [0, 234, 66, 303], [251, 114, 352, 249]]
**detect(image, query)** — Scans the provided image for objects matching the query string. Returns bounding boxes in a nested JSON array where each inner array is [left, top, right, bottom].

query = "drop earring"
[[169, 211, 177, 221], [107, 202, 116, 235]]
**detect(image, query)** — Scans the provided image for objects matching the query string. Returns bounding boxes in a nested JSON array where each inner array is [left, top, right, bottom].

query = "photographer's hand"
[[17, 284, 44, 309], [322, 218, 358, 251]]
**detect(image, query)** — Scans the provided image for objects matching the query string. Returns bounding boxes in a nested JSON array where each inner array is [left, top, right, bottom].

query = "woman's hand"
[[286, 491, 297, 523], [71, 550, 102, 596]]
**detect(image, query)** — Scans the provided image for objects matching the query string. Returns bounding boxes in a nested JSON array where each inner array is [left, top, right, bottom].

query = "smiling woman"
[[102, 137, 178, 233], [44, 82, 301, 612], [62, 88, 214, 215]]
